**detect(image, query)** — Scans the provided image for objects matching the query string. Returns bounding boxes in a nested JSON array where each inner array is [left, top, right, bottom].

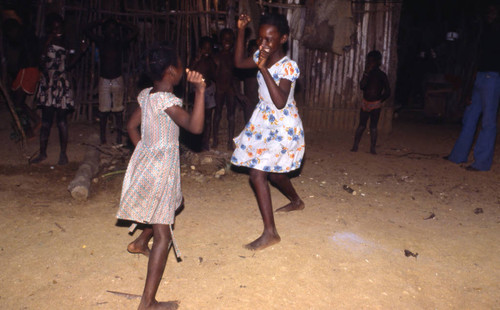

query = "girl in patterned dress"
[[30, 13, 74, 165], [117, 43, 205, 310], [232, 13, 305, 251]]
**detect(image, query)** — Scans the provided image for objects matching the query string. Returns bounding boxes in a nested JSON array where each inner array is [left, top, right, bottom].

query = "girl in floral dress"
[[31, 13, 74, 165], [117, 42, 205, 310], [232, 13, 305, 251]]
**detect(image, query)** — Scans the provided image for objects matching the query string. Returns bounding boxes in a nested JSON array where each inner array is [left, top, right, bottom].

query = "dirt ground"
[[0, 104, 499, 310]]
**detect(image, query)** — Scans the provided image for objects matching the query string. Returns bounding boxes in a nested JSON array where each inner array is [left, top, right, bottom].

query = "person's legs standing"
[[138, 224, 178, 310], [470, 72, 500, 170], [202, 108, 214, 151], [212, 89, 225, 148], [30, 106, 55, 163], [369, 108, 381, 154], [246, 169, 280, 250], [351, 108, 370, 152], [226, 91, 236, 150], [98, 77, 112, 144], [55, 108, 69, 165], [448, 73, 485, 163], [110, 76, 125, 144]]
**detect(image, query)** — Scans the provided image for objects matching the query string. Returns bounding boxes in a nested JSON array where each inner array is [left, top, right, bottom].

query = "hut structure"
[[2, 0, 402, 134]]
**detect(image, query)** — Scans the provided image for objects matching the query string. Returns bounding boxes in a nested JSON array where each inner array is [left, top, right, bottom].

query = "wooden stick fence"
[[32, 0, 229, 121]]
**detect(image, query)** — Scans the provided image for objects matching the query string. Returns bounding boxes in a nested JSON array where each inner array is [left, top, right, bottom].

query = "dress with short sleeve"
[[37, 44, 74, 109], [117, 88, 184, 226], [231, 52, 305, 172]]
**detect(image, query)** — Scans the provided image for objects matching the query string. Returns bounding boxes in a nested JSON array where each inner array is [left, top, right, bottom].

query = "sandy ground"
[[0, 104, 499, 310]]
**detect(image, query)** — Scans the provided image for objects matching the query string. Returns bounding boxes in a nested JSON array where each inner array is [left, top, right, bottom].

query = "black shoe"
[[465, 165, 480, 172], [442, 155, 449, 160]]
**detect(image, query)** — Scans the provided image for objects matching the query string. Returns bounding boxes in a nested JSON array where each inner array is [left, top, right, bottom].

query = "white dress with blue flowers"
[[231, 53, 305, 173]]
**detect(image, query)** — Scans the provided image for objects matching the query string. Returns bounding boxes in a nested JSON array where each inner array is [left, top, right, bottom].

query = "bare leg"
[[138, 224, 179, 310], [100, 111, 109, 144], [369, 108, 381, 155], [370, 128, 378, 155], [269, 173, 305, 212], [226, 92, 236, 150], [201, 108, 213, 151], [114, 111, 123, 145], [56, 108, 69, 165], [128, 226, 153, 257], [351, 109, 369, 152], [212, 90, 225, 148], [30, 106, 54, 164], [246, 169, 281, 251]]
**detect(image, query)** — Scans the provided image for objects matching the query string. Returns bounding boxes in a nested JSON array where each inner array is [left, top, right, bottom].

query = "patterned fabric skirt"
[[231, 101, 305, 173], [117, 142, 183, 225]]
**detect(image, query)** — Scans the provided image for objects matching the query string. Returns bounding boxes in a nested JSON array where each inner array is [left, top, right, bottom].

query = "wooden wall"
[[297, 1, 401, 133], [33, 0, 234, 121], [31, 0, 401, 133]]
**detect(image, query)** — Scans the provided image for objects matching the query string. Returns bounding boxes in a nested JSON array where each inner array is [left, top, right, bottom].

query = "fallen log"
[[68, 134, 100, 201]]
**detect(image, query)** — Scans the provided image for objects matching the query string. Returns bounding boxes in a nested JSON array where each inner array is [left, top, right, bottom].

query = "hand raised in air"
[[185, 69, 206, 91], [238, 14, 251, 30]]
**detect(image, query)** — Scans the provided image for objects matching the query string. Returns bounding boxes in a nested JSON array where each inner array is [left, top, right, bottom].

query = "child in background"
[[85, 18, 138, 145], [116, 42, 205, 309], [235, 39, 259, 123], [213, 28, 238, 150], [30, 13, 77, 165], [243, 39, 259, 121], [350, 50, 390, 154], [232, 13, 305, 251], [4, 18, 41, 138], [190, 36, 217, 151]]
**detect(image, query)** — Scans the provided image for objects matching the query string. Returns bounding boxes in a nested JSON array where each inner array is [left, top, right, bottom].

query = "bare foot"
[[275, 200, 305, 212], [58, 153, 68, 165], [29, 154, 47, 164], [127, 241, 150, 257], [244, 232, 281, 251], [138, 300, 179, 310]]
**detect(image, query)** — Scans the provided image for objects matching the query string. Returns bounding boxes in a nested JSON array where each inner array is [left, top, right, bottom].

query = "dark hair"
[[260, 12, 290, 36], [145, 42, 179, 82], [219, 28, 235, 40], [367, 50, 382, 62], [45, 12, 63, 29], [102, 18, 118, 32], [2, 18, 21, 35], [247, 39, 258, 53], [200, 36, 214, 48]]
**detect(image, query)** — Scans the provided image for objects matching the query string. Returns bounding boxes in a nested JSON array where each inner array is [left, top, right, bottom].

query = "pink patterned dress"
[[117, 88, 183, 228], [231, 53, 305, 172]]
